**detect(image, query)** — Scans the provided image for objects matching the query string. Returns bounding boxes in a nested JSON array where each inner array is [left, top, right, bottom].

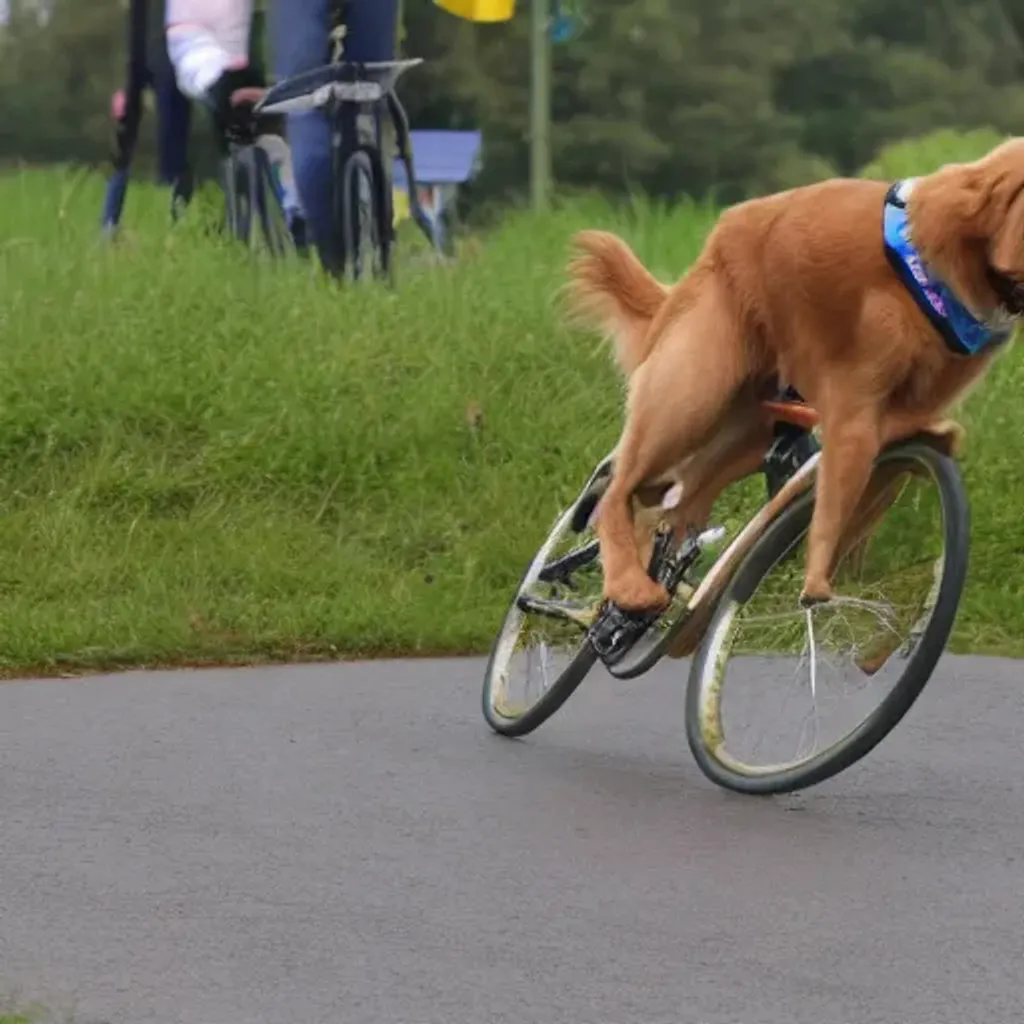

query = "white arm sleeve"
[[165, 0, 254, 100]]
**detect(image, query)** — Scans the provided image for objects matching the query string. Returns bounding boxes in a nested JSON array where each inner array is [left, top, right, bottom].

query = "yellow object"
[[393, 187, 410, 227], [433, 0, 516, 23]]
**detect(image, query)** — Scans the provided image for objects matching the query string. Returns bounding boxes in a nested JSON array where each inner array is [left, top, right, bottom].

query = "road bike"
[[481, 398, 970, 795]]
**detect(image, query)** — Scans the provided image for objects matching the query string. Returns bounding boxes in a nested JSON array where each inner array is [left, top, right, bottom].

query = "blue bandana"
[[883, 178, 1011, 356]]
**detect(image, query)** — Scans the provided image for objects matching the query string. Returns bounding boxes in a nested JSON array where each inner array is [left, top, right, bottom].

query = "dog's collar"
[[883, 178, 1014, 356]]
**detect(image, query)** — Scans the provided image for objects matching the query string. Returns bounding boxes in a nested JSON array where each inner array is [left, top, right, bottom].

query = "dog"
[[566, 137, 1024, 613]]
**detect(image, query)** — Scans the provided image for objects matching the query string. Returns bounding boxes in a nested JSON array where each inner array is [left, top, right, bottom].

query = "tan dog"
[[567, 137, 1024, 612]]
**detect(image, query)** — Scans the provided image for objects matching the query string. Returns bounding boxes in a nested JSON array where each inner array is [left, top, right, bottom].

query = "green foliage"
[[3, 0, 1024, 205], [1, 168, 1023, 675], [400, 0, 1024, 205], [858, 127, 1011, 180]]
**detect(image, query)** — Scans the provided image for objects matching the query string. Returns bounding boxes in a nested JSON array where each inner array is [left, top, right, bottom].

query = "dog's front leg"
[[801, 408, 882, 605]]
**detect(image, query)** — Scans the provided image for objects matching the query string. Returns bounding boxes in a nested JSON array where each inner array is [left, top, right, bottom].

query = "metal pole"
[[530, 0, 551, 211]]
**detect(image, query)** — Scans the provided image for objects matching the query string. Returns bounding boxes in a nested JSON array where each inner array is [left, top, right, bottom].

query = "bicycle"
[[218, 101, 297, 260], [481, 397, 970, 796], [254, 12, 431, 283]]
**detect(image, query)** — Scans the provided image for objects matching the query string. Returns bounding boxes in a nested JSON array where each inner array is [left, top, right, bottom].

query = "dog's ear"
[[989, 183, 1024, 275], [913, 165, 988, 231], [907, 165, 992, 307]]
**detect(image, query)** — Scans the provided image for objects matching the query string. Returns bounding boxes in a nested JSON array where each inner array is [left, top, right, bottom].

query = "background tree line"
[[3, 0, 1024, 206]]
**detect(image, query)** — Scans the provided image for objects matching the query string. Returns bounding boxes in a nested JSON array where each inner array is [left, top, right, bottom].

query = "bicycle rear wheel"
[[222, 144, 292, 258], [685, 439, 970, 795]]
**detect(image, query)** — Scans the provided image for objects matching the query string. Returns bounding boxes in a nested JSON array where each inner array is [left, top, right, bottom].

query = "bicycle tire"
[[222, 151, 252, 246], [481, 504, 600, 739], [250, 144, 292, 258], [481, 457, 614, 739], [341, 148, 388, 282], [222, 144, 292, 257], [684, 439, 970, 796]]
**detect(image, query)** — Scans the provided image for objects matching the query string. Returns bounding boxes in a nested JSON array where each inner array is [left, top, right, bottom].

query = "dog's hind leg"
[[672, 398, 775, 530], [597, 278, 751, 611]]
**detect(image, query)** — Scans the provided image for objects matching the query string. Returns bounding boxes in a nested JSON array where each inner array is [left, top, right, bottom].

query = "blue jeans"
[[152, 69, 192, 187], [270, 0, 399, 274]]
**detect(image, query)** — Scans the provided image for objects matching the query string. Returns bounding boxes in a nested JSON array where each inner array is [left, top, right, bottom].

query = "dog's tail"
[[564, 229, 668, 378]]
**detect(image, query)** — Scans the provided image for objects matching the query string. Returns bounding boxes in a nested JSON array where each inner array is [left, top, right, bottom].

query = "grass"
[[0, 164, 1022, 677]]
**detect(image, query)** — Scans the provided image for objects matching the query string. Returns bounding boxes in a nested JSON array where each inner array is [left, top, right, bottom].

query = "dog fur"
[[566, 137, 1024, 611]]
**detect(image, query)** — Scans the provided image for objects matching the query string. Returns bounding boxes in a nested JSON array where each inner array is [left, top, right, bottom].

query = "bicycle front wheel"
[[481, 458, 613, 738], [341, 149, 389, 283], [685, 439, 970, 795]]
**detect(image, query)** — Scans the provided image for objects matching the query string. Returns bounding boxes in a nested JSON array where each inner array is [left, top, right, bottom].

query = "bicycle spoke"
[[689, 445, 962, 789]]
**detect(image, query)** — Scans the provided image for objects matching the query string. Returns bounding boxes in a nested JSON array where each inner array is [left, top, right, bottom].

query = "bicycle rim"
[[482, 461, 613, 738], [686, 441, 970, 795], [342, 150, 383, 282]]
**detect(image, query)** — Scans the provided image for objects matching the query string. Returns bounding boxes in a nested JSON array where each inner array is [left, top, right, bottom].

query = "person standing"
[[107, 0, 193, 229], [165, 0, 400, 275]]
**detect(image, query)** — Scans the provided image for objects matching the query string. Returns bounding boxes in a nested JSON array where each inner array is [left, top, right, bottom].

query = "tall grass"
[[0, 162, 1021, 675]]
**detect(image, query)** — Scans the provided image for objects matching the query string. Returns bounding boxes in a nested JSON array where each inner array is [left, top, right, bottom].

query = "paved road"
[[1, 654, 1023, 1024]]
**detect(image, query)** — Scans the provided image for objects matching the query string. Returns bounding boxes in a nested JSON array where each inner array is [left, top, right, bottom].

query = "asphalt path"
[[1, 654, 1023, 1024]]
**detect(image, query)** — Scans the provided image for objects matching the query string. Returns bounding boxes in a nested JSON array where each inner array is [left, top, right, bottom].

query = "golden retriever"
[[566, 137, 1024, 612]]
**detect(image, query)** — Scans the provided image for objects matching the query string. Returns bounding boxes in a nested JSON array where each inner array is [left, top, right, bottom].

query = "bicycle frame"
[[517, 399, 962, 676]]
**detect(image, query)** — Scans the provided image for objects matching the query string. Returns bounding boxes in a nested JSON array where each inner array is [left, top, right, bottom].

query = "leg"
[[598, 281, 750, 611], [345, 0, 400, 60], [270, 0, 337, 272], [150, 23, 192, 189], [801, 405, 883, 605], [153, 68, 194, 215], [629, 411, 772, 581], [673, 399, 774, 530]]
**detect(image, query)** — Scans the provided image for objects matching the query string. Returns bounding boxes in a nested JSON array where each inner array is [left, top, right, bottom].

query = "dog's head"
[[979, 140, 1024, 317], [911, 137, 1024, 321]]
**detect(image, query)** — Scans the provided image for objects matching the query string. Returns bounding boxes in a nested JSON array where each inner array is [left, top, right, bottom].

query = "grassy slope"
[[0, 167, 1021, 675]]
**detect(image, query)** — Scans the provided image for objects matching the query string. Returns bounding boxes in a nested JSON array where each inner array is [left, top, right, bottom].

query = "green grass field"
[[0, 163, 1022, 676]]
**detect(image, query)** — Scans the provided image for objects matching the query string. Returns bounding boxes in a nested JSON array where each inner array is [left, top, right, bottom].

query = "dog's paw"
[[799, 579, 833, 608], [855, 645, 895, 676]]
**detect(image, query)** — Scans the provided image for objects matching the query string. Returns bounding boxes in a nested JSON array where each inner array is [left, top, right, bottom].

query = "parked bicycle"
[[481, 398, 968, 796], [217, 96, 297, 260], [251, 7, 432, 282]]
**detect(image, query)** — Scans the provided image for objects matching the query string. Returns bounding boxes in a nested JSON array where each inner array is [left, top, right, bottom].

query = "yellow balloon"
[[433, 0, 516, 22]]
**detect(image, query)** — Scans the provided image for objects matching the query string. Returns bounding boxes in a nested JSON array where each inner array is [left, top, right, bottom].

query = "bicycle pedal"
[[589, 602, 656, 666]]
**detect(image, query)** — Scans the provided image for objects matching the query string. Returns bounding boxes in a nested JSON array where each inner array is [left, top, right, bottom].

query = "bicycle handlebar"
[[254, 58, 423, 117]]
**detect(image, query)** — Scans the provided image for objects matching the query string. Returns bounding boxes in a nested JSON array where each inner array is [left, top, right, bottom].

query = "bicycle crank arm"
[[516, 592, 598, 628], [537, 540, 600, 586]]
